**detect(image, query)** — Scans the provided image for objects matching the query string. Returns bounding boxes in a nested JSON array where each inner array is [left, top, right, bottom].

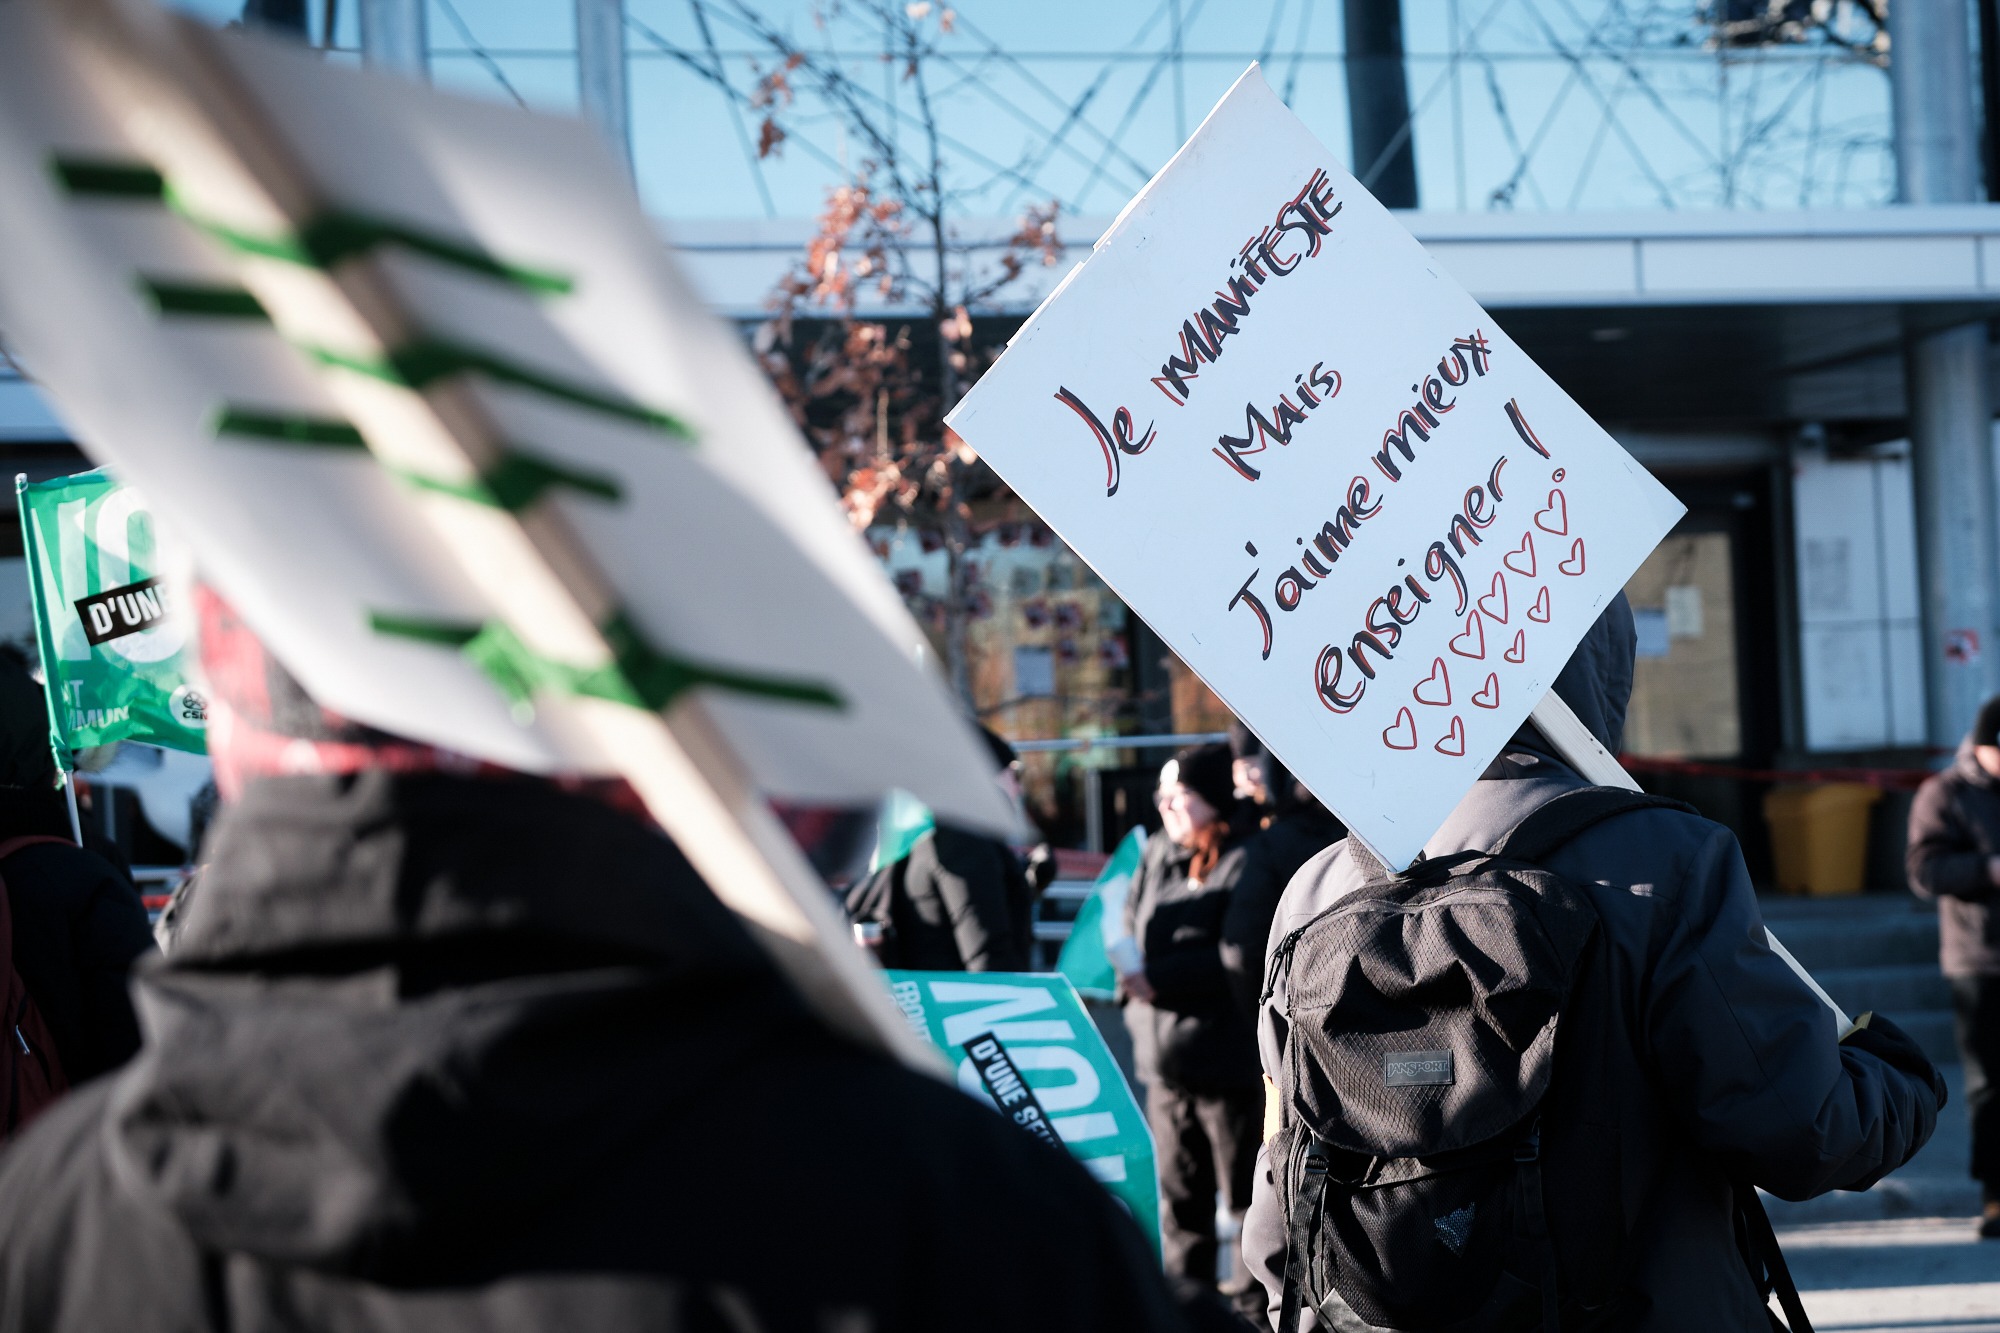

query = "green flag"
[[868, 789, 937, 871], [19, 469, 205, 757], [1056, 827, 1149, 1001], [884, 969, 1160, 1254]]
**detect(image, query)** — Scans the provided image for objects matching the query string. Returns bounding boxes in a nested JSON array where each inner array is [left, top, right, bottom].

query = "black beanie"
[[1228, 719, 1262, 760], [978, 724, 1019, 772], [1975, 697, 2000, 747], [1165, 742, 1237, 816]]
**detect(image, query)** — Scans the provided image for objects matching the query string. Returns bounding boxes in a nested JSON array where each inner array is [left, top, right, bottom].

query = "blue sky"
[[169, 1, 1898, 220]]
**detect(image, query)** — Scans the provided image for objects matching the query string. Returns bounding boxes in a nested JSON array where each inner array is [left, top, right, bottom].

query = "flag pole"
[[1530, 690, 1855, 1036], [61, 770, 82, 845]]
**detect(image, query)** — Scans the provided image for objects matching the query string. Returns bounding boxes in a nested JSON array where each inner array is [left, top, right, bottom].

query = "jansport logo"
[[74, 578, 167, 647], [1383, 1050, 1455, 1087]]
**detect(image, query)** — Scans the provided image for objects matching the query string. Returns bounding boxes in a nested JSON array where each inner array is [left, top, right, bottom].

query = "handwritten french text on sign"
[[947, 67, 1683, 869]]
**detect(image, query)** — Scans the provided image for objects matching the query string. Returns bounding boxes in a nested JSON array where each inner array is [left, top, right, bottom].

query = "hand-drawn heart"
[[1413, 657, 1451, 707], [1478, 571, 1509, 624], [1434, 714, 1466, 757], [1560, 538, 1586, 576], [1473, 673, 1500, 709], [1528, 585, 1551, 623], [1383, 706, 1419, 751], [1535, 489, 1568, 536], [1505, 629, 1527, 664], [1448, 611, 1486, 660], [1503, 531, 1536, 578]]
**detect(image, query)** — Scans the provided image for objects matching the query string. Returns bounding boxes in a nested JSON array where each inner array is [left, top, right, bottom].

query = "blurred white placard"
[[949, 67, 1684, 869]]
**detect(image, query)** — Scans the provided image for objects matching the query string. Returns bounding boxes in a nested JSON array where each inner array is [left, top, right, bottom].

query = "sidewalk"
[[1777, 1217, 1999, 1332]]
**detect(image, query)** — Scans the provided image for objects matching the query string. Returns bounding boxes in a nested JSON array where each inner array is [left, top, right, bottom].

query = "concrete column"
[[359, 0, 427, 78], [1342, 0, 1417, 207], [1892, 0, 1999, 744], [575, 0, 632, 177]]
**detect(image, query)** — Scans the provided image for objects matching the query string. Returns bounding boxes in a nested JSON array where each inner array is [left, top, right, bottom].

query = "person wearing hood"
[[866, 726, 1037, 973], [1120, 741, 1266, 1324], [1218, 724, 1344, 1022], [1907, 695, 2000, 1239], [0, 589, 1190, 1333], [0, 649, 152, 1110], [1245, 594, 1946, 1330]]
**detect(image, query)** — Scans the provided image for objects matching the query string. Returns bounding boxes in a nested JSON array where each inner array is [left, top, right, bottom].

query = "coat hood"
[[1951, 735, 2000, 789], [102, 771, 808, 1282], [1498, 592, 1635, 762]]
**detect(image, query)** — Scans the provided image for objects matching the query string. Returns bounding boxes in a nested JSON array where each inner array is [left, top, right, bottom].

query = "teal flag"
[[19, 470, 205, 757], [1056, 828, 1148, 1001], [884, 970, 1160, 1254], [868, 789, 936, 870]]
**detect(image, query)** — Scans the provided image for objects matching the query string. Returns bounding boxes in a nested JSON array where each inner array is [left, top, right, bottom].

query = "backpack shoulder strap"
[[0, 836, 75, 862], [1490, 786, 1697, 866]]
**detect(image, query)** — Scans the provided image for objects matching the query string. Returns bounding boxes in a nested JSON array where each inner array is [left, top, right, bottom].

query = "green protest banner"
[[19, 469, 205, 757], [1056, 827, 1148, 1001], [884, 970, 1160, 1253]]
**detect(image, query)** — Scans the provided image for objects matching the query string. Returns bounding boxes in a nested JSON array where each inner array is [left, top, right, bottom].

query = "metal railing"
[[1013, 730, 1227, 853]]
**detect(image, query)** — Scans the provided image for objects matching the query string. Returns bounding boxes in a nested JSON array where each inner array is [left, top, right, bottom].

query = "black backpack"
[[1265, 787, 1815, 1333]]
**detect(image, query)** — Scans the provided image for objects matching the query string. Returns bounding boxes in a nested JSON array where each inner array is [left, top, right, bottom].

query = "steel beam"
[[575, 0, 631, 176], [358, 0, 425, 78]]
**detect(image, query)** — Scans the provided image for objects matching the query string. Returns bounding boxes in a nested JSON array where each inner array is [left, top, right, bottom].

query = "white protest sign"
[[948, 67, 1685, 870]]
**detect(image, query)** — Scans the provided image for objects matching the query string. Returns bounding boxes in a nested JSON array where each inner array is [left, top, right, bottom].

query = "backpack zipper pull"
[[1262, 926, 1308, 1005]]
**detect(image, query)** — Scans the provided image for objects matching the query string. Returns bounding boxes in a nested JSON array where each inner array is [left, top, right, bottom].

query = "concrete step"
[[1765, 913, 1939, 972], [1815, 964, 1954, 1016]]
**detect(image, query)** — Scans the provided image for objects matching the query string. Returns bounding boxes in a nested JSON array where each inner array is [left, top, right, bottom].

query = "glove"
[[1842, 1011, 1949, 1111]]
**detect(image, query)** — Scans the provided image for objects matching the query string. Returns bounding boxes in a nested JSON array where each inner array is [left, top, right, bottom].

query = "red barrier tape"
[[1617, 754, 1935, 792]]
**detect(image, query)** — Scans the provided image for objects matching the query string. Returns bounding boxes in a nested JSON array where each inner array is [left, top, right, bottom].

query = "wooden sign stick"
[[1530, 691, 1855, 1037]]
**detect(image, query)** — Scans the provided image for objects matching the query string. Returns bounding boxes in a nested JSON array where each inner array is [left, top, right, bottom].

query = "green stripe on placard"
[[305, 338, 694, 439], [212, 407, 368, 448], [51, 158, 165, 198], [393, 451, 623, 510], [50, 156, 573, 295], [369, 612, 843, 714], [142, 280, 269, 319]]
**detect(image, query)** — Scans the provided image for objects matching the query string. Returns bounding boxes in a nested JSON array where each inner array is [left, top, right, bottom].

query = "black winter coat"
[[4, 836, 152, 1083], [1246, 605, 1941, 1333], [889, 825, 1033, 972], [1123, 830, 1261, 1095], [1907, 738, 2000, 976], [1218, 806, 1344, 1021], [0, 772, 1184, 1333]]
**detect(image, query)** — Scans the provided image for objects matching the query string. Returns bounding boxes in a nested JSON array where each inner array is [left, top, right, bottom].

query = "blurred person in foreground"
[[0, 589, 1189, 1332], [1217, 724, 1343, 1022], [0, 649, 152, 1125], [1908, 693, 2000, 1239], [1120, 743, 1265, 1325]]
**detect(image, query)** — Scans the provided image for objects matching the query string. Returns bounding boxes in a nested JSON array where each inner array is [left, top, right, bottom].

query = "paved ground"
[[1768, 1066, 1999, 1331], [1779, 1217, 1999, 1331]]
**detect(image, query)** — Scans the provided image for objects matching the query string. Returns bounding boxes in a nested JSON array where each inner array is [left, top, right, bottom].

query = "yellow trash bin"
[[1762, 783, 1881, 896]]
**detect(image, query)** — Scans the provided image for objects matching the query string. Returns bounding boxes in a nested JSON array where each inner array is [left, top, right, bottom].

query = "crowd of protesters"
[[0, 592, 1972, 1332]]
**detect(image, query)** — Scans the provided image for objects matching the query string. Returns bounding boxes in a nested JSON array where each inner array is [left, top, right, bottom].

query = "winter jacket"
[[1907, 739, 2000, 976], [1124, 830, 1261, 1096], [0, 771, 1185, 1333], [3, 836, 152, 1083], [1246, 600, 1941, 1332], [890, 825, 1034, 972], [1218, 806, 1344, 1021]]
